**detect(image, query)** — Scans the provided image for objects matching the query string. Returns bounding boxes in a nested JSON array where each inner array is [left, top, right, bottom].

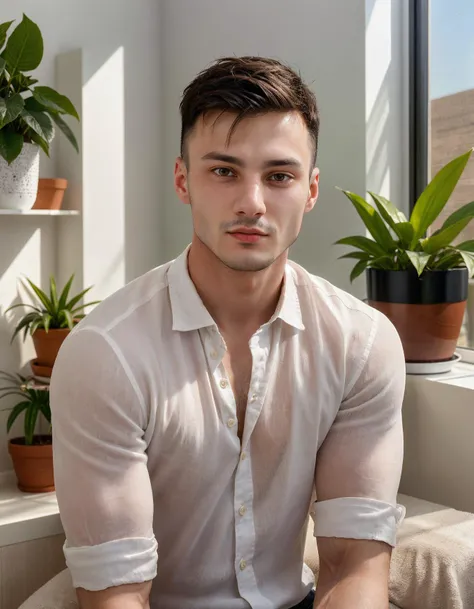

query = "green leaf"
[[421, 217, 472, 254], [58, 274, 74, 310], [24, 403, 39, 445], [66, 286, 93, 310], [350, 259, 369, 283], [440, 200, 474, 231], [0, 21, 14, 51], [27, 130, 49, 156], [49, 276, 58, 310], [0, 93, 24, 127], [0, 57, 5, 75], [20, 109, 54, 143], [459, 251, 474, 278], [456, 240, 474, 253], [393, 221, 415, 247], [24, 96, 46, 112], [71, 300, 101, 315], [11, 72, 38, 92], [338, 251, 371, 261], [42, 312, 52, 333], [0, 129, 23, 164], [338, 189, 397, 251], [50, 112, 79, 153], [368, 191, 407, 222], [410, 148, 473, 243], [6, 401, 29, 433], [0, 97, 6, 123], [61, 309, 74, 330], [4, 302, 41, 314], [2, 14, 43, 74], [33, 86, 79, 120], [25, 278, 54, 313], [334, 235, 385, 258], [406, 251, 431, 276]]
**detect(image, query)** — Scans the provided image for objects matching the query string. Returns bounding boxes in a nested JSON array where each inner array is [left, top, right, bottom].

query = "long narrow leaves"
[[335, 148, 474, 279]]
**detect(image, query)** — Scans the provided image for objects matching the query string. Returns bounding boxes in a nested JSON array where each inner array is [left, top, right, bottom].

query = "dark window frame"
[[409, 0, 430, 212]]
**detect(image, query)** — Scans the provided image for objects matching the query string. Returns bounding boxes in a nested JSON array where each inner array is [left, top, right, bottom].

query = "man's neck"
[[187, 238, 286, 337]]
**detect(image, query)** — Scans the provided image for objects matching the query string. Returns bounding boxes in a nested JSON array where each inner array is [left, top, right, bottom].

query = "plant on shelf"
[[0, 371, 53, 492], [5, 274, 100, 377], [335, 147, 474, 365], [0, 14, 80, 211]]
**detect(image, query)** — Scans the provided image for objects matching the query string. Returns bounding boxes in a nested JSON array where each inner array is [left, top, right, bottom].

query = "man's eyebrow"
[[201, 152, 303, 170]]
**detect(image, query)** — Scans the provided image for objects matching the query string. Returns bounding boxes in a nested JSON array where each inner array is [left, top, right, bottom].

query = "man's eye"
[[212, 167, 235, 177], [269, 173, 292, 183]]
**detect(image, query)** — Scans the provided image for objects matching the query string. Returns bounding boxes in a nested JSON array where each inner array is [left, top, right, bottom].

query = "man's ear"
[[174, 156, 190, 204], [305, 167, 320, 212]]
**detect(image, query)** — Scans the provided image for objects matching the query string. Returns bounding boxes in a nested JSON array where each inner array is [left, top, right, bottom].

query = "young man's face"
[[174, 110, 319, 272]]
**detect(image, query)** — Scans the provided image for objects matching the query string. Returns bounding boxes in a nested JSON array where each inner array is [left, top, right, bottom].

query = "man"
[[51, 56, 406, 609]]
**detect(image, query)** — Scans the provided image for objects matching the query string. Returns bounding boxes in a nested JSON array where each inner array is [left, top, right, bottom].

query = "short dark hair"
[[179, 56, 320, 167]]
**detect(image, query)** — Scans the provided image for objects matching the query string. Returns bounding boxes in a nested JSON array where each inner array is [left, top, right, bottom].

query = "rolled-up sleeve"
[[50, 327, 157, 591], [313, 310, 406, 547]]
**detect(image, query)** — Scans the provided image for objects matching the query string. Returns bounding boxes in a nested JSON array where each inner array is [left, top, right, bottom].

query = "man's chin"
[[219, 253, 276, 273]]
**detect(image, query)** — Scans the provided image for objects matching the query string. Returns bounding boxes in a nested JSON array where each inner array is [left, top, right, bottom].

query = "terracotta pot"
[[32, 178, 68, 210], [32, 328, 71, 374], [367, 268, 468, 362], [8, 436, 54, 493]]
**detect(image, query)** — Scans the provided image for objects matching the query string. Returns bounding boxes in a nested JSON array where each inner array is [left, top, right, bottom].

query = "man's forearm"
[[314, 571, 389, 608]]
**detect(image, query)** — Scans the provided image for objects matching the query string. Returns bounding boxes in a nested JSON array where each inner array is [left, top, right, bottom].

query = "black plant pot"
[[366, 267, 468, 362]]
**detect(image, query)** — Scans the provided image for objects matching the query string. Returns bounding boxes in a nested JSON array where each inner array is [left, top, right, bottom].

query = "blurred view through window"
[[428, 0, 474, 348]]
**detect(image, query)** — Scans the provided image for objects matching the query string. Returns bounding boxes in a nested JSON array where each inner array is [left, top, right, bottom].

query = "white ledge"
[[407, 361, 474, 389], [0, 471, 62, 548]]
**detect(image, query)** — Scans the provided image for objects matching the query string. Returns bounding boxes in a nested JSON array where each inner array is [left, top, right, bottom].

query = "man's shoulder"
[[75, 259, 173, 336], [288, 260, 378, 325]]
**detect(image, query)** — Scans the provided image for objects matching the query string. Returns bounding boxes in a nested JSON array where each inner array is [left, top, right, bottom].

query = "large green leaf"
[[20, 109, 54, 143], [58, 274, 74, 310], [350, 259, 369, 283], [66, 286, 93, 310], [421, 217, 472, 254], [338, 251, 371, 261], [410, 148, 473, 242], [0, 93, 24, 127], [406, 251, 431, 276], [50, 112, 79, 152], [339, 189, 396, 251], [25, 278, 54, 313], [28, 130, 49, 156], [49, 276, 58, 310], [33, 86, 79, 120], [440, 200, 474, 231], [0, 21, 14, 51], [368, 192, 407, 224], [2, 14, 43, 74], [0, 129, 23, 164], [334, 235, 385, 258], [456, 239, 474, 252]]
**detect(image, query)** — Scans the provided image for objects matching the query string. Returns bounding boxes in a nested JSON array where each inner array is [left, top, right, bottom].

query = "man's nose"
[[233, 181, 266, 216]]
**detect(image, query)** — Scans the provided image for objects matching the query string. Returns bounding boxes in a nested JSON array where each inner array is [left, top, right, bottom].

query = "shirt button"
[[239, 505, 247, 516], [240, 452, 247, 461], [210, 350, 218, 359], [250, 394, 258, 402], [220, 379, 228, 389], [227, 418, 236, 428], [239, 559, 247, 570]]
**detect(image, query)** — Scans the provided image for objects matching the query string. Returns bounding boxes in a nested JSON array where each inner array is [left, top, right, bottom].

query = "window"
[[411, 0, 474, 352]]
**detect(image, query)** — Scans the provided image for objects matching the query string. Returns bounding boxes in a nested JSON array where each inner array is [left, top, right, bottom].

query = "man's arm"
[[76, 582, 152, 609], [50, 327, 157, 609], [312, 311, 406, 609]]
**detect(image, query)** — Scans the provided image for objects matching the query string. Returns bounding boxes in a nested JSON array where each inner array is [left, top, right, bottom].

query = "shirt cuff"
[[311, 497, 406, 547], [64, 535, 158, 591]]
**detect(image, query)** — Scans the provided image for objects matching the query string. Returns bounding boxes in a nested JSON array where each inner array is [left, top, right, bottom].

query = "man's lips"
[[228, 229, 268, 243]]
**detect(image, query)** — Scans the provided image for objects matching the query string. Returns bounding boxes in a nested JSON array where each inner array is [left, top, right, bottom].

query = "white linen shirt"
[[50, 246, 406, 609]]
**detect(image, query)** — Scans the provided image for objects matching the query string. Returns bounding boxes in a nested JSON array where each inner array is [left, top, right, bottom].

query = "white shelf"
[[0, 471, 61, 547], [0, 209, 79, 216]]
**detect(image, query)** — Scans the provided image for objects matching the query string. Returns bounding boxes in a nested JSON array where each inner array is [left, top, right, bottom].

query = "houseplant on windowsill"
[[5, 274, 100, 378], [335, 148, 474, 364], [0, 14, 79, 211], [0, 371, 52, 492]]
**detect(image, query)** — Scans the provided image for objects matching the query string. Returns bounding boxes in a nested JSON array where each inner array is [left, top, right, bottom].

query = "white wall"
[[0, 1, 161, 473]]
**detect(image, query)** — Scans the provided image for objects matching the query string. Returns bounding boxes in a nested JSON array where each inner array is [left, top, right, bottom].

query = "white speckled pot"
[[0, 143, 40, 210]]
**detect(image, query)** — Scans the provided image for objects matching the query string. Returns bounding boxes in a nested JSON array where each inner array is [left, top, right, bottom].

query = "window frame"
[[410, 0, 474, 363]]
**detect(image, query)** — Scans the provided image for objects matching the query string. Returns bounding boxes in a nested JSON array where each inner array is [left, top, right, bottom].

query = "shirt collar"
[[167, 246, 304, 332]]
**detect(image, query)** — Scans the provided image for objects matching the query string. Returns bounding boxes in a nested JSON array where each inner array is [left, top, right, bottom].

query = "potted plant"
[[0, 14, 79, 211], [335, 148, 474, 363], [5, 274, 100, 377], [0, 371, 53, 493]]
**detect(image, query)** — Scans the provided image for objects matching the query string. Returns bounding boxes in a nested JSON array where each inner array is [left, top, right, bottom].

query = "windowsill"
[[407, 360, 474, 389], [0, 471, 62, 548]]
